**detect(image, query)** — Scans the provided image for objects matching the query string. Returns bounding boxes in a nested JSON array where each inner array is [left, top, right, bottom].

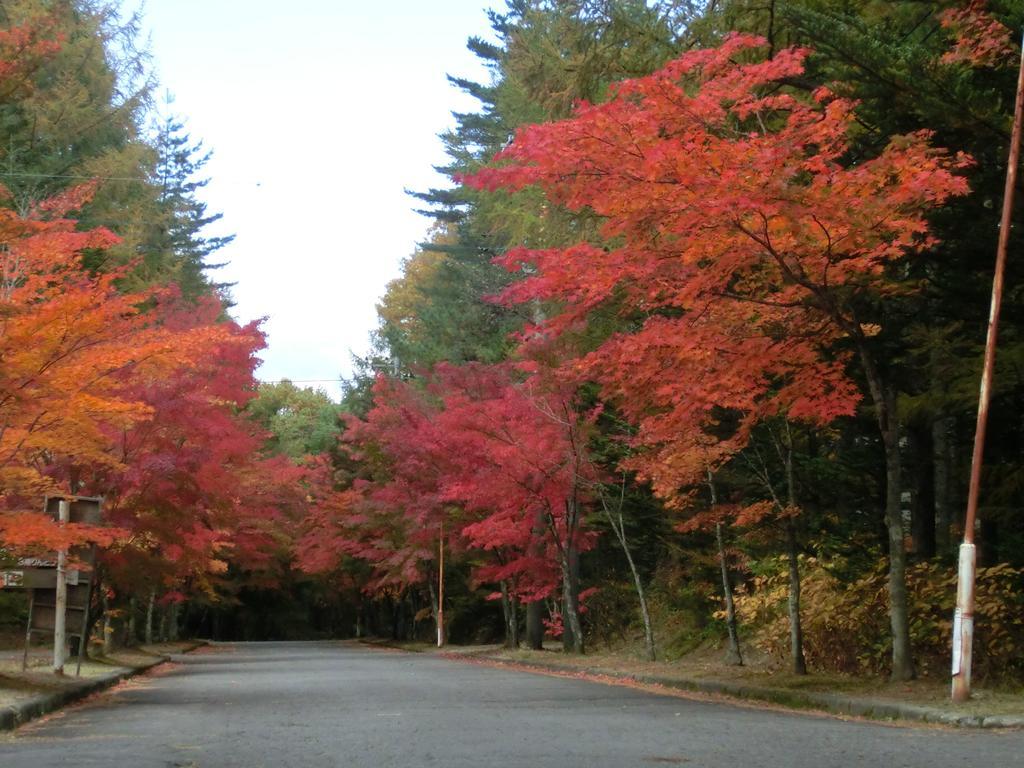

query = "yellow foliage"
[[734, 556, 1024, 678]]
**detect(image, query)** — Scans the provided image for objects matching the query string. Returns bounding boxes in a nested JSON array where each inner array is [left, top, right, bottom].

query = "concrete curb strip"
[[457, 653, 1024, 730], [0, 642, 206, 733]]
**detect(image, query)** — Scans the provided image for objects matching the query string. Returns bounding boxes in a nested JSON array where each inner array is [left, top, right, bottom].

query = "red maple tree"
[[467, 33, 971, 679]]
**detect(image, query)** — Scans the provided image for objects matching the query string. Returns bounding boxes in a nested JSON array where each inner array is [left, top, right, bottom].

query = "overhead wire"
[[258, 379, 343, 384], [0, 170, 262, 186]]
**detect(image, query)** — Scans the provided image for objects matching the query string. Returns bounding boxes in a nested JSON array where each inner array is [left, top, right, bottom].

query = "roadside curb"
[[443, 652, 1024, 730], [0, 641, 206, 733]]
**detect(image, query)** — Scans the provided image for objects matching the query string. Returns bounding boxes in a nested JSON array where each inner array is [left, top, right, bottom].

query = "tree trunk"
[[708, 471, 742, 666], [909, 424, 936, 559], [752, 427, 807, 675], [716, 522, 743, 666], [883, 435, 914, 680], [601, 486, 656, 661], [781, 426, 808, 676], [127, 596, 137, 646], [933, 414, 953, 555], [79, 585, 103, 661], [404, 593, 415, 641], [525, 600, 544, 650], [524, 509, 547, 650], [623, 538, 655, 662], [499, 581, 519, 648], [169, 601, 180, 642], [785, 521, 808, 675], [509, 592, 519, 649], [427, 582, 437, 626], [391, 596, 402, 641], [361, 598, 374, 637], [560, 542, 584, 654], [559, 491, 586, 655], [102, 590, 114, 656], [145, 589, 155, 646], [500, 582, 512, 646], [855, 341, 915, 681]]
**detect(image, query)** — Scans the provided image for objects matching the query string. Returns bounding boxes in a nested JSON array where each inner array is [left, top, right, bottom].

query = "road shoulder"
[[358, 639, 1024, 729], [0, 641, 205, 732]]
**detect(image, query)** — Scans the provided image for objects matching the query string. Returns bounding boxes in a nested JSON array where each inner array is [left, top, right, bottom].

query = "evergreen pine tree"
[[149, 112, 235, 301]]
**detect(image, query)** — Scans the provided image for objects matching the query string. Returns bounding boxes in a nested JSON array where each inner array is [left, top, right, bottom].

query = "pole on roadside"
[[437, 519, 445, 648], [952, 31, 1024, 704], [53, 498, 70, 675]]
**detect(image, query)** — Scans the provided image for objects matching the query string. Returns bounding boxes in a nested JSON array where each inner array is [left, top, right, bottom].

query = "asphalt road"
[[0, 641, 1021, 768]]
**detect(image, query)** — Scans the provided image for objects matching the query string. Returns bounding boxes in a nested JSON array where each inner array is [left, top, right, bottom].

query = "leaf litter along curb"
[[437, 652, 895, 727], [359, 635, 1024, 727], [0, 641, 205, 735], [423, 647, 1021, 731], [8, 669, 171, 737]]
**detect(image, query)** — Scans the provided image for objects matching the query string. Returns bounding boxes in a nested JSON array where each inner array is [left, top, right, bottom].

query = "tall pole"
[[53, 498, 70, 675], [437, 519, 445, 648], [952, 32, 1024, 704]]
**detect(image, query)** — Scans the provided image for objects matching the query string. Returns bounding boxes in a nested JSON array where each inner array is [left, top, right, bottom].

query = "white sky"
[[140, 1, 494, 400]]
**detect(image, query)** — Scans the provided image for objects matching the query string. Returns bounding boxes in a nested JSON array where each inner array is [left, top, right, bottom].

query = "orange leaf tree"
[[0, 185, 232, 556]]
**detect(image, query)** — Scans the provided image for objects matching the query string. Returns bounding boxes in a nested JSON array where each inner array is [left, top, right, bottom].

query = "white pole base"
[[951, 542, 976, 702]]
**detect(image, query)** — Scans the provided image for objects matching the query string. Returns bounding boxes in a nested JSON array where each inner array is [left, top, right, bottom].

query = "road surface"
[[0, 641, 1020, 767]]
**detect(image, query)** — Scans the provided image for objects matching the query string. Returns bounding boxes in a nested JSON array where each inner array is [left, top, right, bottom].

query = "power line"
[[0, 170, 262, 187], [258, 379, 343, 384], [1, 171, 151, 183]]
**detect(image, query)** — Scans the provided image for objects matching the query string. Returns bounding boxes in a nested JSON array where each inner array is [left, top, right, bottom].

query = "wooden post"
[[75, 561, 95, 677], [102, 589, 114, 656], [53, 499, 70, 675], [145, 589, 155, 645], [22, 590, 35, 672], [952, 31, 1024, 704]]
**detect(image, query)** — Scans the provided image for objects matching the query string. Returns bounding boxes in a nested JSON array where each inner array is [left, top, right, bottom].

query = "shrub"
[[734, 555, 1024, 679]]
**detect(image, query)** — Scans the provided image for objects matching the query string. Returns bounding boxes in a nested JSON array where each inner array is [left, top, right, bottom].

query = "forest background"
[[0, 0, 1022, 688]]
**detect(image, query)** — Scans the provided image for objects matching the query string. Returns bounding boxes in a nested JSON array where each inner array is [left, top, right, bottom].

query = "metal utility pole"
[[952, 32, 1024, 704], [437, 520, 445, 648], [53, 499, 70, 675]]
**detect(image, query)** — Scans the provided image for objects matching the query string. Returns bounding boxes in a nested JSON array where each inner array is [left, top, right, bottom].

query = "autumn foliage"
[[0, 179, 321, 604], [4, 3, 1021, 673], [939, 1, 1018, 67], [469, 34, 969, 500], [463, 33, 972, 669], [0, 11, 355, 637], [292, 30, 987, 662], [297, 360, 598, 646]]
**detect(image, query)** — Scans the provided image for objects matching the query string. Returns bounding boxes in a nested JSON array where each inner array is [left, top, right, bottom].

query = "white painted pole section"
[[951, 542, 976, 700], [53, 499, 70, 675]]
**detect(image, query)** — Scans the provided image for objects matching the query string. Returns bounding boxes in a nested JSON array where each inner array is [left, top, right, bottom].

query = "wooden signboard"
[[1, 567, 66, 589], [27, 584, 92, 634], [43, 495, 103, 526], [15, 495, 103, 675], [3, 496, 102, 576]]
